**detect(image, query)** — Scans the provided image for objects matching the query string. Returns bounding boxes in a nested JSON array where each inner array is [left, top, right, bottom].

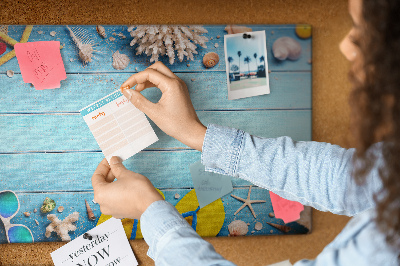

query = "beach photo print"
[[224, 30, 270, 100]]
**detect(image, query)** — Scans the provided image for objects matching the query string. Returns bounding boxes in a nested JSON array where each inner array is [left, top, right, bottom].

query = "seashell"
[[268, 212, 275, 218], [251, 230, 255, 234], [112, 51, 130, 70], [112, 32, 117, 36], [117, 32, 126, 39], [33, 208, 37, 213], [270, 229, 273, 233], [134, 67, 138, 71], [69, 58, 74, 62], [109, 37, 115, 42], [92, 199, 97, 204], [266, 222, 291, 233], [37, 31, 43, 34], [50, 31, 56, 37], [203, 52, 219, 68], [186, 63, 190, 67], [96, 25, 106, 38], [272, 37, 302, 61], [41, 197, 56, 213], [85, 199, 96, 220], [67, 26, 97, 65], [225, 25, 253, 34], [214, 43, 219, 48], [174, 193, 180, 199], [6, 70, 14, 77], [254, 222, 263, 231], [35, 219, 39, 225], [57, 206, 64, 213], [216, 35, 220, 39], [191, 78, 195, 82], [228, 220, 248, 236], [24, 212, 30, 217]]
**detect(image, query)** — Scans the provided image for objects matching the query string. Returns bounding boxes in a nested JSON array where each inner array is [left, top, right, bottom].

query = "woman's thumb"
[[109, 156, 128, 178], [122, 89, 154, 115]]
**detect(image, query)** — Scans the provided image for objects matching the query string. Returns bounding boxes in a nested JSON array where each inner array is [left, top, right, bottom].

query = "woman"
[[91, 0, 400, 264]]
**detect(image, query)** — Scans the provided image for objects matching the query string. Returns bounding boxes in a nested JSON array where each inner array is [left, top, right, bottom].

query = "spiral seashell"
[[266, 222, 291, 233], [228, 220, 248, 236], [272, 37, 302, 61], [96, 25, 106, 38], [203, 52, 219, 68], [85, 199, 96, 220], [112, 51, 130, 70], [225, 25, 253, 34]]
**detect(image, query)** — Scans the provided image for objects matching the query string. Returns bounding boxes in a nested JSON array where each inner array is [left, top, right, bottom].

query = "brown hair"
[[349, 0, 400, 255]]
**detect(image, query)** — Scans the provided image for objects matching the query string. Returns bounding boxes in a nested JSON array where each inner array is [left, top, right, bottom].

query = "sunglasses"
[[0, 190, 34, 243]]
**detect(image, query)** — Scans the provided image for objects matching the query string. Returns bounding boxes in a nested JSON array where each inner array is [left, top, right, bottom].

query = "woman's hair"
[[349, 0, 400, 254]]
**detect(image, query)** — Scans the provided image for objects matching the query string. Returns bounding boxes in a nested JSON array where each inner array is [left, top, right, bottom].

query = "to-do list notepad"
[[80, 91, 158, 162]]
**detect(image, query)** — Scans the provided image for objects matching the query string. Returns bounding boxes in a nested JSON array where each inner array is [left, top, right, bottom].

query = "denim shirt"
[[140, 124, 399, 265]]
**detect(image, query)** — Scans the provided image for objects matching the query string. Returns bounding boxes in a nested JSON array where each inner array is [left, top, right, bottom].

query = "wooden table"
[[0, 25, 311, 244]]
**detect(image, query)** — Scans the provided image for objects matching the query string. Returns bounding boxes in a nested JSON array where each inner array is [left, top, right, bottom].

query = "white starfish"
[[231, 186, 266, 218]]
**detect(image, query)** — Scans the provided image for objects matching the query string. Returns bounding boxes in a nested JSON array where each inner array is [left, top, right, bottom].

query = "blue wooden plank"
[[0, 110, 311, 152], [0, 72, 311, 112], [0, 25, 311, 73], [0, 188, 308, 243], [0, 151, 257, 192]]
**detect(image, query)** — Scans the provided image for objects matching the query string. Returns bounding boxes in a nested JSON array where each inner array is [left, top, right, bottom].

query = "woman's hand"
[[92, 157, 164, 219], [120, 61, 207, 151]]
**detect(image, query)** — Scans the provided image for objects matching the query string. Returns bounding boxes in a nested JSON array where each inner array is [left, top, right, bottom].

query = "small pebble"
[[33, 208, 37, 213], [191, 78, 196, 82], [109, 37, 115, 41], [50, 31, 56, 37], [6, 70, 14, 78], [57, 206, 64, 213], [270, 230, 274, 233], [255, 222, 263, 231], [69, 58, 74, 62], [24, 212, 30, 217], [187, 63, 190, 67], [135, 67, 138, 71], [216, 35, 220, 39], [110, 78, 114, 81], [214, 43, 219, 48], [269, 212, 275, 218], [174, 193, 180, 199], [247, 223, 250, 226], [251, 230, 255, 234], [35, 219, 39, 225], [38, 31, 43, 34]]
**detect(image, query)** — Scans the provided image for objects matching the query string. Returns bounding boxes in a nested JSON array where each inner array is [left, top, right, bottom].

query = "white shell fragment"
[[228, 220, 248, 236], [24, 212, 30, 217], [33, 208, 37, 213], [112, 51, 130, 70], [57, 206, 64, 213], [50, 31, 56, 37], [174, 193, 180, 199], [214, 43, 219, 48], [6, 70, 14, 78], [254, 222, 263, 231], [109, 37, 115, 41], [38, 31, 43, 34], [96, 25, 106, 38], [272, 37, 302, 61], [117, 32, 126, 39], [35, 219, 39, 225]]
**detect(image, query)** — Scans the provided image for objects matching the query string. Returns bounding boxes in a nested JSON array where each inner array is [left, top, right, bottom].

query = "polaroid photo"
[[224, 30, 270, 100]]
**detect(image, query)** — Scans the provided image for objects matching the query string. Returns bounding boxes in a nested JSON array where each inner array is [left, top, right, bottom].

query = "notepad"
[[80, 91, 158, 162], [14, 41, 66, 90]]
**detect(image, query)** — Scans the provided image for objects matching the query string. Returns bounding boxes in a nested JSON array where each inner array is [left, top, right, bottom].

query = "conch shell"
[[85, 199, 96, 220], [272, 37, 302, 61], [228, 220, 248, 236], [203, 52, 219, 68], [67, 26, 97, 65], [96, 25, 106, 38], [225, 25, 252, 34], [266, 222, 291, 233], [112, 51, 130, 70]]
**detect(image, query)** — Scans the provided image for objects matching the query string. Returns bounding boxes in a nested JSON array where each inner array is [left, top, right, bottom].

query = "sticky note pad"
[[190, 161, 233, 209], [51, 218, 138, 266], [14, 41, 66, 90], [80, 91, 158, 162], [269, 191, 304, 223]]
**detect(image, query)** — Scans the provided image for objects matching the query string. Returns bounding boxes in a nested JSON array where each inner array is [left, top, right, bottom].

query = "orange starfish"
[[231, 185, 266, 218]]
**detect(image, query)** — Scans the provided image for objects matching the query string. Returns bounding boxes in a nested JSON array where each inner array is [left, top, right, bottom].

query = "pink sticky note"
[[269, 191, 304, 223], [14, 41, 66, 90]]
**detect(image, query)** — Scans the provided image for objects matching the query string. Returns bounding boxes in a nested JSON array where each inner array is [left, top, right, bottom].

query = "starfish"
[[45, 212, 79, 241], [231, 185, 266, 218]]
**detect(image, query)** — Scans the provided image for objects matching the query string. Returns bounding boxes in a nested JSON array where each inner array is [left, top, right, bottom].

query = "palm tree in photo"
[[244, 56, 251, 78], [253, 53, 258, 74], [259, 55, 265, 67], [237, 51, 242, 77], [228, 56, 233, 73]]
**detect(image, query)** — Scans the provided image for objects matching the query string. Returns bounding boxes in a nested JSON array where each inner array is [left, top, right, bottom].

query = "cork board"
[[0, 0, 352, 265]]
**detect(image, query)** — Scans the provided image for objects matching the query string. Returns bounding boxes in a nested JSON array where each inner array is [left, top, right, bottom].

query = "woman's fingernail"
[[123, 89, 133, 100], [110, 156, 122, 165]]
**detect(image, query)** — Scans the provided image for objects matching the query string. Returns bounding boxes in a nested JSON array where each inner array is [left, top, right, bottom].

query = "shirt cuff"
[[140, 200, 191, 260], [201, 123, 245, 176]]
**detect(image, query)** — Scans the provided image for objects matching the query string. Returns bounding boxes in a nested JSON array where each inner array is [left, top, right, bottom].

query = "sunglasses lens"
[[8, 225, 33, 243], [0, 191, 18, 218]]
